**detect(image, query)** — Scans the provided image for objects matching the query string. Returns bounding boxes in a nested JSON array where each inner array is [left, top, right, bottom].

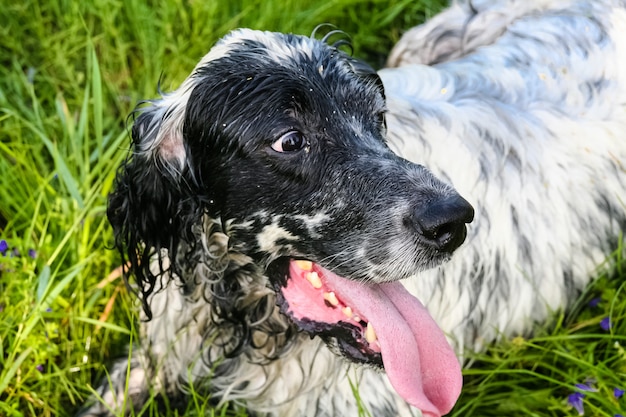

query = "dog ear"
[[107, 98, 202, 317]]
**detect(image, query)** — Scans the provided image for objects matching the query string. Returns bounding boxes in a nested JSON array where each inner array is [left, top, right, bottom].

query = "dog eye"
[[272, 131, 308, 153]]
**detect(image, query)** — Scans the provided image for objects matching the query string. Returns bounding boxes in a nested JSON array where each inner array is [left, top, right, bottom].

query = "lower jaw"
[[268, 257, 384, 368]]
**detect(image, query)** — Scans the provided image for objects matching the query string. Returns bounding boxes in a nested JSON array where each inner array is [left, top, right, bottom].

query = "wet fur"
[[82, 1, 626, 416]]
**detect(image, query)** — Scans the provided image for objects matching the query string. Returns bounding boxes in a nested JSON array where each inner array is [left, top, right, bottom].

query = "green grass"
[[0, 1, 624, 416]]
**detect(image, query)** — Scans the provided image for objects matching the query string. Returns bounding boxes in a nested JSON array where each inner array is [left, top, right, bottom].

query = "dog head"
[[108, 29, 473, 416]]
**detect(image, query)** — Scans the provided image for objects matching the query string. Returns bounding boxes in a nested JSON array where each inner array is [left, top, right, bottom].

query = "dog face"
[[108, 29, 473, 415]]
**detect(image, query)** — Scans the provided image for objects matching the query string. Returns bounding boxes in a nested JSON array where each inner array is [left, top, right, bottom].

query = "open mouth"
[[270, 258, 462, 417]]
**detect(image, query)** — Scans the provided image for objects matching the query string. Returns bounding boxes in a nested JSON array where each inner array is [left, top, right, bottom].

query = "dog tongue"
[[323, 271, 462, 417]]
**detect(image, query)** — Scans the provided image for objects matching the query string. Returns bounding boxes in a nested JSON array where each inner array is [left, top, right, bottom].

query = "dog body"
[[386, 0, 626, 353], [84, 1, 626, 416]]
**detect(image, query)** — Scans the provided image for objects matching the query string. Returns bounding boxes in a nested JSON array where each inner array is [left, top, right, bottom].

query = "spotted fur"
[[82, 1, 626, 416]]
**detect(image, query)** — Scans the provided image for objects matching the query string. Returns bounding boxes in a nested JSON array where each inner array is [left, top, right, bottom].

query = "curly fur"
[[82, 1, 626, 416]]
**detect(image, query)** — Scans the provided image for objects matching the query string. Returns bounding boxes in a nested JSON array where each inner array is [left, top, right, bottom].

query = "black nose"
[[412, 195, 474, 252]]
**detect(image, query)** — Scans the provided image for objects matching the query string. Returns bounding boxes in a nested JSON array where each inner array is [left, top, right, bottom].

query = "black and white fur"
[[83, 1, 626, 416]]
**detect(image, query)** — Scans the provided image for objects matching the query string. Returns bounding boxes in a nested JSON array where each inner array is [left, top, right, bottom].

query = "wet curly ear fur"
[[107, 99, 203, 318]]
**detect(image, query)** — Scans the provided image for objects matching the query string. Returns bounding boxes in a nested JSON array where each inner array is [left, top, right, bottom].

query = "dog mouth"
[[270, 258, 462, 417]]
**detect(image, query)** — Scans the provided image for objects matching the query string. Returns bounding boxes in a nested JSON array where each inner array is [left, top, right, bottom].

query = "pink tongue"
[[324, 271, 462, 417]]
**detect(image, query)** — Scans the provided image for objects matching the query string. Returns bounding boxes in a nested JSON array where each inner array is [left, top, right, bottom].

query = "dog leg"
[[387, 0, 558, 67]]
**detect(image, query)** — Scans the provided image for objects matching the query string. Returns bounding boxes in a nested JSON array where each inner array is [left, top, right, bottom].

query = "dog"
[[82, 1, 626, 416]]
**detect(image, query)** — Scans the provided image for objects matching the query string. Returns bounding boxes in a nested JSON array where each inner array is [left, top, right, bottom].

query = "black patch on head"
[[108, 30, 470, 336]]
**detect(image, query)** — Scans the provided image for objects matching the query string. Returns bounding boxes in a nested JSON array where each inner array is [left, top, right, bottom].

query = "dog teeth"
[[365, 322, 377, 343], [342, 306, 353, 318], [306, 272, 323, 289], [323, 291, 339, 306], [295, 260, 313, 271]]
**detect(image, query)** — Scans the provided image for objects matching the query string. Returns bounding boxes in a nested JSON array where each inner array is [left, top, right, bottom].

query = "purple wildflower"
[[28, 249, 36, 259], [615, 388, 624, 399], [36, 364, 44, 373], [568, 392, 585, 415], [0, 240, 7, 256], [588, 297, 601, 308], [616, 415, 624, 417], [600, 317, 612, 331], [575, 383, 597, 392]]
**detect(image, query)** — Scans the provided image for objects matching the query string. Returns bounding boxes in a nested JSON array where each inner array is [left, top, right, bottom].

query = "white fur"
[[386, 0, 626, 352], [84, 1, 626, 416]]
